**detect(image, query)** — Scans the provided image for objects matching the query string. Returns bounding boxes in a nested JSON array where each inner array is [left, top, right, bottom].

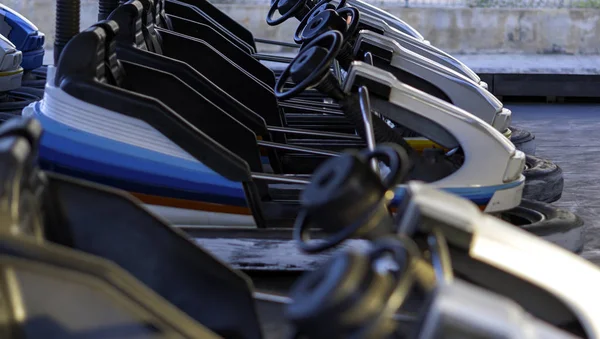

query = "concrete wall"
[[216, 4, 600, 54], [4, 0, 600, 54], [397, 7, 600, 54]]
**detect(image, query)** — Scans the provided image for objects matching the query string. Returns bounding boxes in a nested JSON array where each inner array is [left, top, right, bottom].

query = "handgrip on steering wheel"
[[360, 143, 411, 189], [336, 7, 361, 40]]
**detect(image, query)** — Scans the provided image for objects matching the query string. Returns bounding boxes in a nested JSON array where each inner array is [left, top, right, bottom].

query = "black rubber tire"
[[0, 87, 44, 116], [21, 66, 48, 89], [0, 87, 44, 114], [21, 79, 46, 89], [523, 155, 563, 203], [500, 199, 584, 253], [510, 125, 536, 155], [0, 112, 19, 123]]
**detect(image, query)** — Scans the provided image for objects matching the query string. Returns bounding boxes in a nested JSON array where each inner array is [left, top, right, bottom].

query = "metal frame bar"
[[257, 140, 340, 157], [254, 38, 301, 49], [267, 126, 361, 140]]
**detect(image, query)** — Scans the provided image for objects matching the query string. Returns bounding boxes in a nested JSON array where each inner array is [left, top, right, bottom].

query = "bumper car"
[[263, 0, 538, 154], [0, 34, 23, 93], [0, 116, 261, 338], [284, 147, 589, 336], [0, 5, 46, 121], [113, 0, 556, 202], [163, 0, 544, 197], [25, 17, 580, 254], [150, 0, 535, 164], [268, 0, 479, 85], [0, 117, 593, 339], [31, 21, 520, 205], [0, 33, 44, 120], [0, 3, 47, 88]]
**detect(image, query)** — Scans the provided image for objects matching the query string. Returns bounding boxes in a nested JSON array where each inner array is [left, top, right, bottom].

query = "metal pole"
[[251, 173, 311, 185], [54, 0, 81, 64], [428, 228, 454, 284], [358, 86, 380, 173], [364, 51, 374, 65], [267, 126, 361, 140], [257, 140, 340, 157]]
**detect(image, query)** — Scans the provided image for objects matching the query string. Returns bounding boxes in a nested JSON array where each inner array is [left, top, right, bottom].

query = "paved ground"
[[459, 54, 600, 74], [508, 103, 600, 266]]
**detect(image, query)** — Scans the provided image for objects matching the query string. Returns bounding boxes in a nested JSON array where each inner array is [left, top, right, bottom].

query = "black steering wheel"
[[268, 0, 348, 27], [294, 0, 358, 44], [294, 145, 410, 254], [274, 30, 342, 100], [267, 0, 312, 26], [286, 237, 422, 339]]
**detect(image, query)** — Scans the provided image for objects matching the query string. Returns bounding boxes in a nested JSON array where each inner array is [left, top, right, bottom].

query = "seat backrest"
[[121, 58, 267, 175], [138, 0, 165, 53], [0, 118, 46, 241], [165, 0, 256, 51], [43, 173, 266, 339], [54, 21, 257, 186], [157, 28, 285, 129], [108, 1, 283, 172], [0, 116, 265, 339], [167, 14, 276, 87], [0, 244, 220, 339]]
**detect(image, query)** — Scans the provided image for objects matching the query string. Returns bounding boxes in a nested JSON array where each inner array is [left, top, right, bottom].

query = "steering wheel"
[[274, 30, 342, 100], [267, 0, 311, 26], [294, 145, 410, 254], [294, 0, 358, 44], [286, 237, 420, 339]]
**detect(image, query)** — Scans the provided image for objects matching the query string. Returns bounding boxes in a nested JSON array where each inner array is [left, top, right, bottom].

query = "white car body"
[[333, 0, 489, 90], [354, 30, 510, 132], [0, 33, 22, 91], [399, 182, 595, 338], [33, 63, 522, 231], [335, 0, 427, 42], [344, 62, 523, 212]]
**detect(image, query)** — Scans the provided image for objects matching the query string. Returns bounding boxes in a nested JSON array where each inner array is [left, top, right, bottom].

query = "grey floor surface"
[[459, 54, 600, 74], [508, 103, 600, 266]]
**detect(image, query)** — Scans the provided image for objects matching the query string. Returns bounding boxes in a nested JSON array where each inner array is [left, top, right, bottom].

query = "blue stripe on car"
[[35, 108, 520, 209]]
